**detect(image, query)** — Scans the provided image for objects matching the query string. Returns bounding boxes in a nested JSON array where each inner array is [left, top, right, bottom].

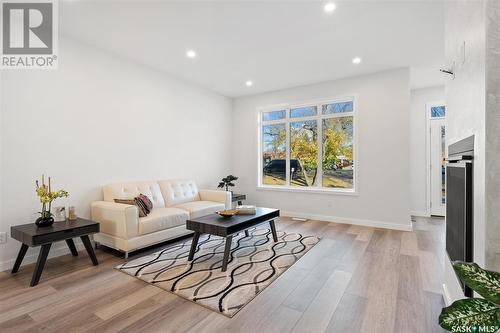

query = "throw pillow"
[[133, 197, 149, 217], [137, 194, 153, 212], [114, 198, 147, 217]]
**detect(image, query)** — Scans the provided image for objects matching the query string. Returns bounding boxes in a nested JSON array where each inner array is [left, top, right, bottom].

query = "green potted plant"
[[439, 261, 500, 332], [35, 175, 69, 227], [217, 175, 238, 192]]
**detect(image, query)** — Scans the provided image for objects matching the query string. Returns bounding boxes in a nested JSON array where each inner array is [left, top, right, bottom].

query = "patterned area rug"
[[116, 227, 320, 317]]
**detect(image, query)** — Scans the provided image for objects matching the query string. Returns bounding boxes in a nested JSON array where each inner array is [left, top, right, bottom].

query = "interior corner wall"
[[0, 71, 3, 256], [485, 0, 500, 272], [410, 86, 445, 216], [444, 0, 486, 303], [231, 68, 411, 230], [0, 37, 232, 270]]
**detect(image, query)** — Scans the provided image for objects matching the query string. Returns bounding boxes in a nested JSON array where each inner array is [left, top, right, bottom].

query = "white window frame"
[[257, 95, 358, 195]]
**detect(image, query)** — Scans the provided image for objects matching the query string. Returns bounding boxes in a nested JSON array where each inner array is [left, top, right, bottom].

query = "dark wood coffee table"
[[10, 218, 100, 286], [186, 207, 279, 272]]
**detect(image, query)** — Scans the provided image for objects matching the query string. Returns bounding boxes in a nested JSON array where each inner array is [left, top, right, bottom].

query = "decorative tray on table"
[[217, 209, 239, 218]]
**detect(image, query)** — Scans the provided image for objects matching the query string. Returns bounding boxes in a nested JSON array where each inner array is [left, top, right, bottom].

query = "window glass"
[[431, 106, 445, 118], [322, 116, 354, 189], [290, 120, 318, 187], [262, 124, 286, 185], [322, 101, 353, 115], [262, 110, 286, 121], [290, 106, 317, 118]]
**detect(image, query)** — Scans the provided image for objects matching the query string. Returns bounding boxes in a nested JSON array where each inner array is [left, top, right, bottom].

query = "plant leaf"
[[453, 261, 500, 304], [439, 298, 500, 331]]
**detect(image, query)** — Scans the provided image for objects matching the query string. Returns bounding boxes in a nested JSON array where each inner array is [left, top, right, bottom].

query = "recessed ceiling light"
[[352, 57, 362, 64], [324, 2, 336, 13], [186, 50, 196, 58], [246, 80, 253, 87]]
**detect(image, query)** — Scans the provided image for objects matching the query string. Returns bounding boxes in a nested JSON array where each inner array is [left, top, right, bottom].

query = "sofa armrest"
[[199, 190, 232, 209], [90, 201, 139, 239]]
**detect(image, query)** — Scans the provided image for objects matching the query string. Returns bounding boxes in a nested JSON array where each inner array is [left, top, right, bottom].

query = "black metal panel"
[[446, 135, 475, 298], [448, 135, 474, 157], [446, 161, 473, 297]]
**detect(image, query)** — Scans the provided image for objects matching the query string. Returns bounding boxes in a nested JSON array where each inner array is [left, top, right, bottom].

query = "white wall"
[[0, 38, 232, 269], [485, 0, 500, 272], [443, 0, 486, 303], [0, 71, 3, 258], [409, 86, 445, 216], [232, 69, 411, 230]]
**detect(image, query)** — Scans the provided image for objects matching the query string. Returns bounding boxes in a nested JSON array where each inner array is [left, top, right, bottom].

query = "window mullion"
[[262, 119, 286, 125], [322, 112, 354, 120], [285, 109, 291, 186]]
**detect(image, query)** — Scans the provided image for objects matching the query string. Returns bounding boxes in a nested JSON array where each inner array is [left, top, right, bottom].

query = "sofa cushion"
[[159, 179, 200, 207], [138, 207, 189, 236], [173, 201, 225, 219], [103, 181, 165, 208]]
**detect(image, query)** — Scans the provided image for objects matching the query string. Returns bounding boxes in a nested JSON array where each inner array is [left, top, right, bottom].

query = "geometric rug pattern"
[[116, 227, 320, 317]]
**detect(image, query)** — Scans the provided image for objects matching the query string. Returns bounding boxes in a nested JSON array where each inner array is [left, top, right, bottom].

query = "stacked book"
[[236, 205, 256, 215]]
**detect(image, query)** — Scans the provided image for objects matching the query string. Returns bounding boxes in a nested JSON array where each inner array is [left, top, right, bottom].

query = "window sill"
[[256, 185, 358, 196]]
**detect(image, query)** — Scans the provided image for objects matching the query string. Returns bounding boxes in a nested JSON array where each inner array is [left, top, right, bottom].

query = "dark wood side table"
[[10, 218, 100, 287], [231, 193, 246, 205]]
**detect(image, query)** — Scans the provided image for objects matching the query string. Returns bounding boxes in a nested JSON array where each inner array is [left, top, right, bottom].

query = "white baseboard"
[[410, 210, 431, 217], [0, 240, 86, 273], [281, 211, 413, 231]]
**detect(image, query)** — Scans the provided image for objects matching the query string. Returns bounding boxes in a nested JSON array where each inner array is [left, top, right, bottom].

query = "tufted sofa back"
[[103, 181, 165, 208], [158, 179, 200, 207]]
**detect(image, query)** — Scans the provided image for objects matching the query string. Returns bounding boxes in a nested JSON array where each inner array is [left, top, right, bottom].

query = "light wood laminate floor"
[[0, 216, 446, 333]]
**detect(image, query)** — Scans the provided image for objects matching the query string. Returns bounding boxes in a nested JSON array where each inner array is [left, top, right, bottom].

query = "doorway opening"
[[427, 103, 446, 216]]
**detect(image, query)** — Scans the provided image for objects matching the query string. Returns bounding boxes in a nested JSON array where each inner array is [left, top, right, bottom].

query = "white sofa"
[[91, 179, 231, 257]]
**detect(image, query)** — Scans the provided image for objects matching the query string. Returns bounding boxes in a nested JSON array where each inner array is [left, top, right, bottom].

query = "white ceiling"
[[60, 0, 445, 97]]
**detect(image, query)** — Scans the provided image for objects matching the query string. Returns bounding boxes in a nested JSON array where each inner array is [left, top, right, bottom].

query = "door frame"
[[426, 101, 446, 216]]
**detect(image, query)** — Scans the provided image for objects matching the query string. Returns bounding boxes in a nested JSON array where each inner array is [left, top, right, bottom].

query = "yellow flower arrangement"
[[36, 175, 69, 218]]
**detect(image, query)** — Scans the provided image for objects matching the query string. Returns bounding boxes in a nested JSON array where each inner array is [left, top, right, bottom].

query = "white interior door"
[[430, 118, 446, 216]]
